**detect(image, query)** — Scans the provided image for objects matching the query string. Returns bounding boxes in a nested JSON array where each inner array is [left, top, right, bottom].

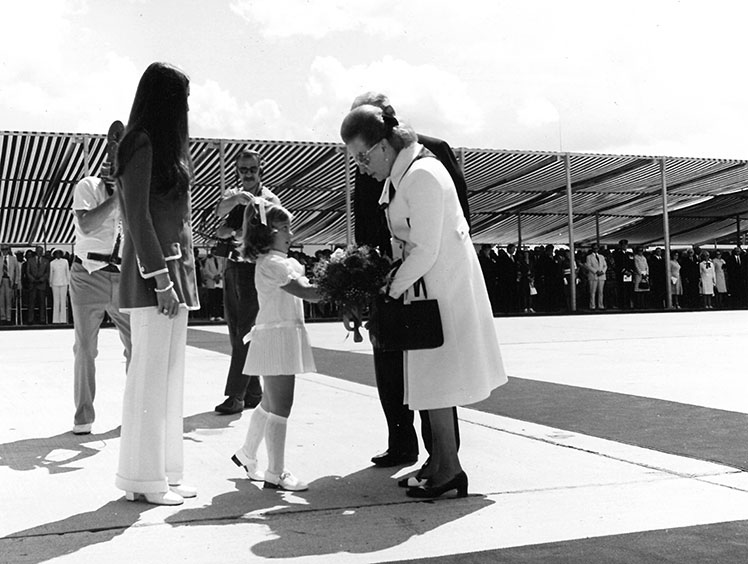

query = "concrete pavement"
[[1, 311, 748, 563]]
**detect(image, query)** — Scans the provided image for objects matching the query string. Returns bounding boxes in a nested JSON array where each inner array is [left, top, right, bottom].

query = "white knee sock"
[[241, 406, 269, 460], [265, 413, 288, 476]]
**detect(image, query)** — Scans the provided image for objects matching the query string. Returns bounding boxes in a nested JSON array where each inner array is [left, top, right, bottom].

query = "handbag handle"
[[412, 277, 428, 299], [386, 260, 429, 301]]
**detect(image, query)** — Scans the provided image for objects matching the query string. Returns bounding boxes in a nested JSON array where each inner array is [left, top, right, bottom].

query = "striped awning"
[[2, 130, 747, 249]]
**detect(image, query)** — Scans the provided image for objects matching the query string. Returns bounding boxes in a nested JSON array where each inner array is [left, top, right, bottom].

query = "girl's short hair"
[[241, 199, 292, 260]]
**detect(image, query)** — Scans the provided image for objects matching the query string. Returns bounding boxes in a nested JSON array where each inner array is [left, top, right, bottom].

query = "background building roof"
[[2, 130, 748, 249]]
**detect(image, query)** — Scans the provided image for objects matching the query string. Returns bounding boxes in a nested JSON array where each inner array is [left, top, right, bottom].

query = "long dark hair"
[[118, 62, 192, 194]]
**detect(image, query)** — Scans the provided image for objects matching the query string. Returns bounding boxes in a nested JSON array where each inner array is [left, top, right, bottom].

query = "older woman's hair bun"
[[382, 113, 399, 132]]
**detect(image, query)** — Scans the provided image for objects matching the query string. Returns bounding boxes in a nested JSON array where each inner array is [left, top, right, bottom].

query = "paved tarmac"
[[1, 311, 748, 563]]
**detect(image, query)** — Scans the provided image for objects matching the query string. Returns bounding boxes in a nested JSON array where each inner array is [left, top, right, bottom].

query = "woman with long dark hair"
[[114, 62, 199, 505]]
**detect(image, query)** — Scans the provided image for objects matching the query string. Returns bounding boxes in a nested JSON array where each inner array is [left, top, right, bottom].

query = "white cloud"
[[306, 55, 483, 145], [189, 79, 308, 141], [516, 97, 560, 129], [229, 0, 408, 39], [0, 0, 139, 133], [4, 0, 748, 158]]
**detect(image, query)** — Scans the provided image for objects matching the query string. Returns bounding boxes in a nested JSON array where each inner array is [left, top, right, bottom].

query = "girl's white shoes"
[[264, 470, 308, 492], [231, 450, 264, 481], [232, 450, 308, 491]]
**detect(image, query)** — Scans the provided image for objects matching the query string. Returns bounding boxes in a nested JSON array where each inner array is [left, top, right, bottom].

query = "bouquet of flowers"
[[312, 245, 392, 342]]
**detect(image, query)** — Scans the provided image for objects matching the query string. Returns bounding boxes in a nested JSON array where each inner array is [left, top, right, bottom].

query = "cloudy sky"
[[2, 0, 747, 159]]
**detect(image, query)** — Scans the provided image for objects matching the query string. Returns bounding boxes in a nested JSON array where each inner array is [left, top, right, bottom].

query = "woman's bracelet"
[[154, 281, 174, 293]]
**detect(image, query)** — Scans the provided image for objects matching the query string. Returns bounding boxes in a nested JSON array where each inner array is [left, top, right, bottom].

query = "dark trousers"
[[209, 288, 224, 318], [27, 284, 47, 323], [372, 347, 460, 457], [222, 261, 261, 400]]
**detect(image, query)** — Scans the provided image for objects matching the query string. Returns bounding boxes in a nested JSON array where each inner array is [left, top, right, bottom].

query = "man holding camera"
[[69, 121, 132, 435], [213, 149, 280, 414]]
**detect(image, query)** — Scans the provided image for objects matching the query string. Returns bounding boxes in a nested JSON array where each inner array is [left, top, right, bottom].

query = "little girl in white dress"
[[231, 198, 321, 491]]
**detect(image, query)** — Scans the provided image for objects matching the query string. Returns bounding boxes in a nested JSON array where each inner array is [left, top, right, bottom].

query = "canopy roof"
[[2, 130, 748, 249]]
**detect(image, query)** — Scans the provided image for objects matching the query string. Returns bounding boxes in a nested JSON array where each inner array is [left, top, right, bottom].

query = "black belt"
[[87, 251, 121, 264], [74, 256, 120, 273]]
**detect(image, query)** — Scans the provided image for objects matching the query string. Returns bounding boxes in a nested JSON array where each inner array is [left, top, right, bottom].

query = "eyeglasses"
[[353, 140, 383, 167], [237, 167, 259, 175]]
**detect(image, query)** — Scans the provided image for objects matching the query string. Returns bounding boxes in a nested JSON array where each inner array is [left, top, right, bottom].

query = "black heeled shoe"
[[406, 471, 468, 499]]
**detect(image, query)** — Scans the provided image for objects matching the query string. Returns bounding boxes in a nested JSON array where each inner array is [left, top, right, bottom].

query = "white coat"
[[381, 143, 507, 410]]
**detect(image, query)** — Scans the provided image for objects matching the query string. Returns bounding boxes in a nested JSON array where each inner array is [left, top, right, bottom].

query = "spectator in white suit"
[[49, 249, 71, 323], [584, 243, 607, 310]]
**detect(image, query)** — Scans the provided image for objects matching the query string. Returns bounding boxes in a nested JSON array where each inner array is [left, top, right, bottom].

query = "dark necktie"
[[2, 256, 7, 278]]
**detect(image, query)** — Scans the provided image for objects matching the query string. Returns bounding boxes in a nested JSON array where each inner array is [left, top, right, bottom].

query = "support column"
[[344, 148, 352, 245], [660, 158, 673, 310], [737, 215, 741, 247], [219, 139, 226, 195], [81, 136, 90, 176], [517, 212, 522, 248], [564, 154, 576, 312]]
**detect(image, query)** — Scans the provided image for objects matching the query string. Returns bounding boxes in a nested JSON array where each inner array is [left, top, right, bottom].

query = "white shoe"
[[231, 450, 264, 481], [125, 490, 184, 505], [72, 423, 92, 435], [169, 483, 197, 498], [264, 470, 308, 492]]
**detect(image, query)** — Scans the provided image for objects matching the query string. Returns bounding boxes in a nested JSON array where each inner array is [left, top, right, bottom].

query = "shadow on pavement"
[[0, 428, 121, 473], [0, 411, 237, 474], [1, 499, 149, 564], [165, 466, 494, 560]]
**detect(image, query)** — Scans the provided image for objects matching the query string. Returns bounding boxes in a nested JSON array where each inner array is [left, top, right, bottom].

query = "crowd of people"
[[6, 238, 745, 327], [477, 239, 748, 314], [0, 244, 73, 325], [0, 243, 331, 327]]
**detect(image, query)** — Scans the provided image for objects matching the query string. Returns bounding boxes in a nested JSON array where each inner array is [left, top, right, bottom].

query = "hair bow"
[[250, 196, 271, 225]]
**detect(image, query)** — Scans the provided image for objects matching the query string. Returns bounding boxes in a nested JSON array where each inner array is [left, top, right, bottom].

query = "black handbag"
[[639, 274, 650, 290], [369, 278, 444, 351]]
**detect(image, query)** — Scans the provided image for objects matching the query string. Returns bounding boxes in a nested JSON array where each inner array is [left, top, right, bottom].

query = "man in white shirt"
[[69, 121, 132, 435], [584, 243, 608, 310]]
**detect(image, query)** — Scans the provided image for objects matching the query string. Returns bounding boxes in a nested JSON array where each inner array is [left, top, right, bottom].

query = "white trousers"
[[52, 285, 68, 323], [588, 278, 605, 309], [115, 307, 188, 494]]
